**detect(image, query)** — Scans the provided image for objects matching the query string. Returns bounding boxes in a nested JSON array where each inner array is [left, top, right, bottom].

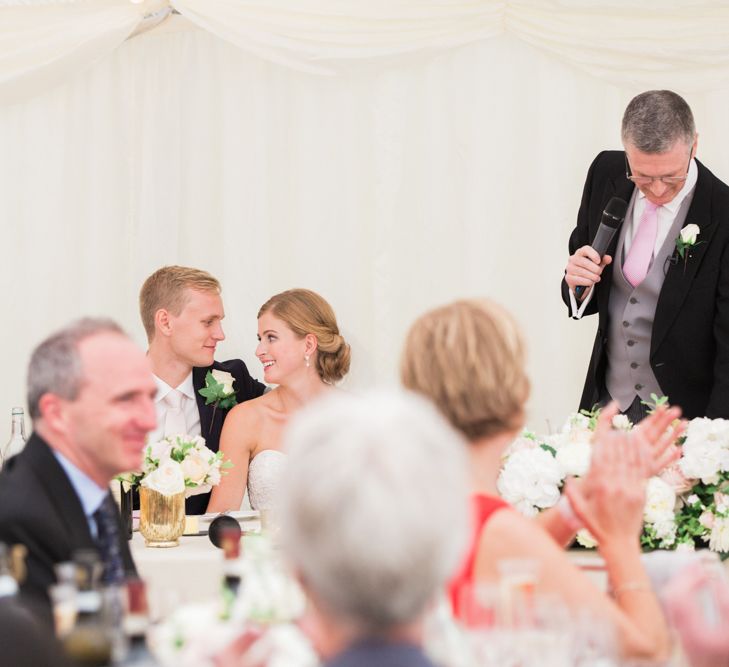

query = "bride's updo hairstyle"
[[258, 289, 350, 385], [401, 299, 530, 441]]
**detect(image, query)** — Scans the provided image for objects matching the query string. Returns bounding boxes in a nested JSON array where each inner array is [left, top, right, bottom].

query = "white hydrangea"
[[497, 447, 563, 517], [680, 418, 729, 484], [644, 477, 677, 525], [554, 441, 592, 478], [709, 517, 729, 553]]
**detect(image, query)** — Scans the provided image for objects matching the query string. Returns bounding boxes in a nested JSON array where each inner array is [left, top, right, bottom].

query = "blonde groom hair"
[[139, 265, 221, 341]]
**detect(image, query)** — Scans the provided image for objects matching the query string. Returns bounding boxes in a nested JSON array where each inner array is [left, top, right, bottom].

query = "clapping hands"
[[565, 402, 685, 547]]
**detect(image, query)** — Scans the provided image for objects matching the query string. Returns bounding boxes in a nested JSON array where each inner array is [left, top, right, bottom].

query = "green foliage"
[[578, 404, 602, 431], [641, 393, 669, 414], [540, 443, 557, 457], [198, 371, 238, 409]]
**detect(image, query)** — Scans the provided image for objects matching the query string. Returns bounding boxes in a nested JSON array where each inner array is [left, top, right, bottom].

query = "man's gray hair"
[[280, 390, 469, 635], [622, 90, 696, 153], [27, 318, 125, 420]]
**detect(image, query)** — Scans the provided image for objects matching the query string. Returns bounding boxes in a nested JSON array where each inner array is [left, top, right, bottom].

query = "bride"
[[207, 289, 350, 512]]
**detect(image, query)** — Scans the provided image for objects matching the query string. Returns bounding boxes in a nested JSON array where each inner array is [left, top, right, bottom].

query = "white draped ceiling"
[[2, 1, 729, 431]]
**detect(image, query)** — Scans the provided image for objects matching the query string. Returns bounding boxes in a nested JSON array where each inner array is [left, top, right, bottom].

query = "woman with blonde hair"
[[401, 298, 683, 661], [207, 289, 350, 512]]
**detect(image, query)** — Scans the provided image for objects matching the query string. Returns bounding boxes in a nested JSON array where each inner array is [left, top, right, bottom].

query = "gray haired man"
[[0, 318, 157, 622], [562, 90, 729, 421]]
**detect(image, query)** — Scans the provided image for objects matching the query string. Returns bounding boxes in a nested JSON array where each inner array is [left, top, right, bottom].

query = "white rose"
[[497, 448, 563, 516], [146, 438, 174, 463], [576, 529, 597, 549], [142, 459, 185, 496], [687, 494, 700, 505], [181, 451, 212, 486], [211, 369, 235, 395], [644, 477, 677, 525], [709, 517, 729, 553], [675, 541, 696, 553], [504, 435, 540, 456], [611, 414, 632, 431], [680, 223, 700, 245]]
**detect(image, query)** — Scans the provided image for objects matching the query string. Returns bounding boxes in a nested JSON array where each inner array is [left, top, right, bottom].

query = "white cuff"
[[569, 285, 594, 320]]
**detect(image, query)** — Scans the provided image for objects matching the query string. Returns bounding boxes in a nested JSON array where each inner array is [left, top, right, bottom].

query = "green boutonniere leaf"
[[198, 370, 238, 409]]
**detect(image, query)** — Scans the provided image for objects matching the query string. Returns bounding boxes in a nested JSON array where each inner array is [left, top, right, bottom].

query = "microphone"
[[575, 196, 628, 299]]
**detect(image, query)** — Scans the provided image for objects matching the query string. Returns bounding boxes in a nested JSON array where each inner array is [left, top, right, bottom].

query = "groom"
[[140, 266, 266, 514]]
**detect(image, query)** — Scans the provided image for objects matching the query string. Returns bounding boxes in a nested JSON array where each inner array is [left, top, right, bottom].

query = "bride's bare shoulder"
[[223, 393, 270, 428]]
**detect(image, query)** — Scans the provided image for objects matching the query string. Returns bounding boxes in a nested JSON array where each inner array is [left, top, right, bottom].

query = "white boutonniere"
[[198, 369, 238, 432], [675, 223, 701, 259]]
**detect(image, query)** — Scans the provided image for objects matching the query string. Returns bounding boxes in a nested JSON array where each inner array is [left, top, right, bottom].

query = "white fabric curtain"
[[2, 4, 729, 433], [4, 1, 729, 104]]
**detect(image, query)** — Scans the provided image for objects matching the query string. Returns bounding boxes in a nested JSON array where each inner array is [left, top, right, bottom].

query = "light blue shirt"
[[54, 452, 108, 539]]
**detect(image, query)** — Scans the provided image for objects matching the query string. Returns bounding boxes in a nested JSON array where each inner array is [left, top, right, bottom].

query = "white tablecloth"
[[131, 517, 261, 614]]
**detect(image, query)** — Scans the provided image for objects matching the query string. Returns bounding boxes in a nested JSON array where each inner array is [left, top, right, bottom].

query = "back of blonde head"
[[401, 299, 529, 441], [258, 289, 350, 384]]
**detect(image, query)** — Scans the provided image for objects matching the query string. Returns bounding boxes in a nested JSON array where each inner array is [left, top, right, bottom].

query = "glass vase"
[[139, 487, 185, 548]]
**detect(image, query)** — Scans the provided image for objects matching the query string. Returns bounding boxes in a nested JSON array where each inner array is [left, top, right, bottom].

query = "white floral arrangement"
[[150, 532, 313, 667], [118, 434, 230, 497], [498, 400, 729, 556]]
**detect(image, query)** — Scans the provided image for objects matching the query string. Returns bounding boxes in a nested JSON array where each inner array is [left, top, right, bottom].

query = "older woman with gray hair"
[[279, 390, 469, 667]]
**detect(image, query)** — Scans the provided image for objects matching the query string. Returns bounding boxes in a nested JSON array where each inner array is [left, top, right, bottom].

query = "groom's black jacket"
[[186, 358, 266, 514]]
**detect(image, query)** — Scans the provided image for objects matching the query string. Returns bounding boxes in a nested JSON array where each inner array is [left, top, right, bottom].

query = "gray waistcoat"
[[606, 191, 695, 410]]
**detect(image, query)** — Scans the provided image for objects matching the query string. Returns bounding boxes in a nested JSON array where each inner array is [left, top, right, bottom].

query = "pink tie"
[[623, 201, 659, 287]]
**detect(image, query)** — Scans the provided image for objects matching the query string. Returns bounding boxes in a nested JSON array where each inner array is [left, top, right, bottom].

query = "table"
[[131, 514, 262, 613]]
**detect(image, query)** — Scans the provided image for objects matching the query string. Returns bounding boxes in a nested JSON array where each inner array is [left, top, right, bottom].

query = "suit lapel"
[[25, 434, 95, 551], [598, 173, 635, 327], [652, 162, 716, 354]]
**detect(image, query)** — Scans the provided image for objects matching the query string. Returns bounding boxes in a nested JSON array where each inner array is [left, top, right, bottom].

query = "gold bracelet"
[[612, 581, 653, 597]]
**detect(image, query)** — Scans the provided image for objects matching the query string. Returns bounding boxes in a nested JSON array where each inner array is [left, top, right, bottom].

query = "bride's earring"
[[305, 355, 310, 368]]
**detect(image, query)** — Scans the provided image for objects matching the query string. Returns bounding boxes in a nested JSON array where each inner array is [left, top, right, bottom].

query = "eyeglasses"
[[625, 150, 692, 186]]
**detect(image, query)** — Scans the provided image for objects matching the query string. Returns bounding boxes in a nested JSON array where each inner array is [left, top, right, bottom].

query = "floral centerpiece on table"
[[118, 434, 231, 498], [497, 397, 729, 557]]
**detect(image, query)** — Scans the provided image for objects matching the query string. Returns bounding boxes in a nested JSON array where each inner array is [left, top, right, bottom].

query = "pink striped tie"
[[623, 201, 659, 287]]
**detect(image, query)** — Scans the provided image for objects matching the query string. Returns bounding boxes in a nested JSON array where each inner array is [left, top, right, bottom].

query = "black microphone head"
[[602, 196, 628, 228]]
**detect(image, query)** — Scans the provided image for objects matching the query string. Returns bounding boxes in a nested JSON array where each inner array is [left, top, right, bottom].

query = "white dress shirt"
[[149, 372, 201, 444], [570, 158, 698, 319], [54, 452, 108, 539]]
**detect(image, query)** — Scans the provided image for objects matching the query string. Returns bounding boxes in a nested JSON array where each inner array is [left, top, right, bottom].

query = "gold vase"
[[139, 487, 185, 548]]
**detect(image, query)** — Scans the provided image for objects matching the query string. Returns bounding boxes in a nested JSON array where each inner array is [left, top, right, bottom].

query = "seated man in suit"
[[139, 266, 266, 514], [278, 391, 469, 667], [0, 318, 157, 623]]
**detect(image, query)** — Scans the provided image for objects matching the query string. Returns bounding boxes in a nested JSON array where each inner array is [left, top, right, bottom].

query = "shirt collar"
[[154, 371, 195, 403], [636, 158, 698, 215], [54, 452, 108, 518]]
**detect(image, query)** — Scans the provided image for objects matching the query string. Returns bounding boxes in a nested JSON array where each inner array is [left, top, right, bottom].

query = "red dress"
[[448, 493, 510, 622]]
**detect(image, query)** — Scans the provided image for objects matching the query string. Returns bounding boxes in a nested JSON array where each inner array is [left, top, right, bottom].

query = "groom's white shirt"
[[148, 372, 201, 443]]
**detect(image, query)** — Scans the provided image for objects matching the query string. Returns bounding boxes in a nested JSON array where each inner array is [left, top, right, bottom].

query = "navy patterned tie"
[[93, 494, 126, 585]]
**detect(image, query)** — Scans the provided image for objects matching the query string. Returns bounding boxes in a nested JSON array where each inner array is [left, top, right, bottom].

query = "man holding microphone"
[[562, 90, 729, 421]]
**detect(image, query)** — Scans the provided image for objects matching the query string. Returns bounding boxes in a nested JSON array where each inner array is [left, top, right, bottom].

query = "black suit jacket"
[[0, 433, 136, 625], [186, 358, 266, 514], [562, 151, 729, 419]]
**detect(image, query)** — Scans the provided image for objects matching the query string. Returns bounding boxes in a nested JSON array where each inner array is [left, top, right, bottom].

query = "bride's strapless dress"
[[247, 449, 287, 511]]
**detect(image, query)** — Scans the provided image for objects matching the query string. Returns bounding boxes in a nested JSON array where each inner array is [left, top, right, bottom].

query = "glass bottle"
[[220, 526, 242, 619], [123, 578, 150, 658], [3, 407, 27, 465], [0, 542, 19, 598], [61, 551, 112, 667]]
